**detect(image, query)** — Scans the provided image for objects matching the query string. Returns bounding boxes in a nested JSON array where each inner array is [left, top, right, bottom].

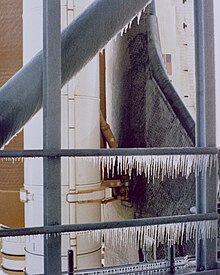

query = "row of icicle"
[[1, 1, 218, 269], [1, 154, 218, 182], [89, 154, 217, 182], [78, 220, 216, 252], [3, 220, 216, 256]]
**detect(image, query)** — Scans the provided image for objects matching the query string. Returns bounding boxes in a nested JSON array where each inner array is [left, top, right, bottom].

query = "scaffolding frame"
[[42, 0, 62, 274], [0, 0, 219, 274]]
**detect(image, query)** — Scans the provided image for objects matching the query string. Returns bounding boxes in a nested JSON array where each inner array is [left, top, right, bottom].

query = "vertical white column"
[[66, 0, 102, 269], [23, 0, 101, 272], [23, 1, 44, 273], [23, 0, 69, 273]]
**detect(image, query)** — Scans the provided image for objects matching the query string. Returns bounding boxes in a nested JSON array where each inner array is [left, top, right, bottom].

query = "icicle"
[[105, 0, 151, 45], [136, 10, 142, 25], [100, 47, 105, 55], [88, 153, 218, 182], [77, 220, 216, 253], [1, 156, 24, 163]]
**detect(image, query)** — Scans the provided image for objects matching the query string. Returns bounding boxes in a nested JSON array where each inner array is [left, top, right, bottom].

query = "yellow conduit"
[[100, 111, 118, 148]]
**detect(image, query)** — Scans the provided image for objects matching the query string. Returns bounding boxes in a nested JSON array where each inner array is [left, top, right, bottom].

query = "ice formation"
[[108, 0, 151, 42], [77, 220, 216, 252], [3, 220, 216, 246], [85, 153, 217, 182], [1, 157, 23, 163], [1, 153, 217, 182], [119, 5, 148, 37], [2, 219, 217, 271], [75, 256, 190, 274]]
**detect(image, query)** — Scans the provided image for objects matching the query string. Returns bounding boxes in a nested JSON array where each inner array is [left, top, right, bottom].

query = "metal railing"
[[0, 146, 219, 274], [0, 212, 218, 238], [0, 147, 218, 158]]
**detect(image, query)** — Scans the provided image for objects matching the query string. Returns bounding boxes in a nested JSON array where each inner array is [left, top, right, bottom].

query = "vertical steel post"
[[194, 1, 206, 270], [203, 0, 217, 270], [43, 0, 61, 274], [168, 241, 175, 274], [151, 0, 156, 16], [194, 0, 217, 271], [68, 250, 74, 274]]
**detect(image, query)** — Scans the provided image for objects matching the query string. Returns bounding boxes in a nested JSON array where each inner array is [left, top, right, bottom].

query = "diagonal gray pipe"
[[0, 0, 151, 148]]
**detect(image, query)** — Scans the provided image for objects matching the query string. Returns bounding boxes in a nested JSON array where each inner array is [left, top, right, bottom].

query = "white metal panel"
[[74, 57, 99, 98], [2, 258, 25, 271], [75, 97, 100, 148], [155, 0, 196, 118], [68, 128, 76, 148], [61, 94, 69, 148], [2, 237, 25, 256], [61, 4, 68, 30], [2, 237, 25, 274], [68, 99, 75, 128], [23, 0, 101, 271], [69, 158, 76, 190], [23, 0, 43, 64], [68, 78, 76, 99]]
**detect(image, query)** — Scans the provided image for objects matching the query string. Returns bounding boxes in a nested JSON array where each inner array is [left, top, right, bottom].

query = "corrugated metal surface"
[[0, 0, 24, 228], [0, 0, 22, 86]]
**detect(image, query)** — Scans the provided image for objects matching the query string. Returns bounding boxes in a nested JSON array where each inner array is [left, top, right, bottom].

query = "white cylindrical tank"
[[1, 237, 25, 274], [23, 0, 44, 273], [23, 0, 70, 273], [63, 0, 102, 269], [23, 0, 101, 273]]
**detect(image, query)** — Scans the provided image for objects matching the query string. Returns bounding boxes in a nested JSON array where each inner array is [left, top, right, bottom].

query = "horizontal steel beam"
[[0, 213, 218, 238], [0, 147, 218, 158]]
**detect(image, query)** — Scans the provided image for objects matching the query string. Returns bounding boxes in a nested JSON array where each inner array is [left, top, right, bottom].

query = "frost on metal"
[[119, 2, 149, 37], [84, 154, 217, 182], [3, 220, 216, 264], [0, 0, 152, 149], [78, 220, 216, 253], [1, 153, 217, 184]]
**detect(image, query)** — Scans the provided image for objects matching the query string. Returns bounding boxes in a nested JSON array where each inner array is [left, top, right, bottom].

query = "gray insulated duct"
[[0, 0, 151, 148]]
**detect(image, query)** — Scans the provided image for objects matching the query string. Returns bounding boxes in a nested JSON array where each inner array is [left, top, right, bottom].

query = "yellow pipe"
[[100, 111, 118, 148], [99, 51, 107, 148]]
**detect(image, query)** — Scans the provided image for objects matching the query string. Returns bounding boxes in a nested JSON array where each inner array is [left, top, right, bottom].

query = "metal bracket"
[[20, 188, 33, 203], [66, 188, 105, 204], [101, 178, 131, 202]]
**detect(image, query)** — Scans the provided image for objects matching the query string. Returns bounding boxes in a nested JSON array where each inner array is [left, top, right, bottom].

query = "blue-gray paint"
[[43, 0, 62, 274], [0, 0, 150, 148], [194, 0, 217, 271], [147, 16, 195, 144], [0, 147, 217, 158], [0, 212, 218, 238]]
